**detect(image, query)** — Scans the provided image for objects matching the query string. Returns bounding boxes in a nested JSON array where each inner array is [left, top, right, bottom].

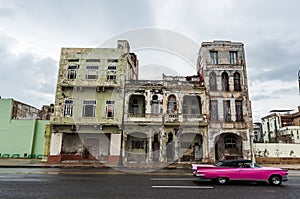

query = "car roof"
[[219, 159, 252, 165]]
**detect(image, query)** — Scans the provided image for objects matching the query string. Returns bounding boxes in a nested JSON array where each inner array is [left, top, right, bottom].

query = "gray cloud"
[[0, 35, 57, 108]]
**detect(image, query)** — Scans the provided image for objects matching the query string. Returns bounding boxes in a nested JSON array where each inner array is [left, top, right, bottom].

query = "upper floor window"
[[222, 72, 229, 91], [67, 65, 78, 79], [151, 95, 159, 115], [229, 51, 238, 64], [106, 100, 115, 118], [209, 71, 217, 91], [210, 51, 218, 64], [85, 66, 99, 79], [234, 72, 241, 91], [107, 66, 117, 80], [235, 100, 243, 122], [63, 99, 74, 117], [82, 100, 96, 117], [223, 100, 231, 122], [167, 95, 177, 114], [210, 100, 218, 121]]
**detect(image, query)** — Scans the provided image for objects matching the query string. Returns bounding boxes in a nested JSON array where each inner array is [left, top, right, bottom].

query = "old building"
[[49, 40, 138, 163], [197, 41, 254, 162], [123, 74, 208, 163], [49, 40, 254, 164]]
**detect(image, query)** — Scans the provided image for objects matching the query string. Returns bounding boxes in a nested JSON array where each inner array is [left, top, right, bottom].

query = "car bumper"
[[283, 175, 289, 182]]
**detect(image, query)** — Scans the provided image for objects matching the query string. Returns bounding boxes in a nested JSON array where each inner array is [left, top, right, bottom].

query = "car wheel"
[[268, 175, 282, 186], [216, 177, 228, 185]]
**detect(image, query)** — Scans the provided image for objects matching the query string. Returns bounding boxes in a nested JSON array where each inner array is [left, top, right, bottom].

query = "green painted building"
[[0, 98, 50, 158]]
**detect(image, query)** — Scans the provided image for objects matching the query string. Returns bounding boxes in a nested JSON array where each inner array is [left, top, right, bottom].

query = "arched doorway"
[[215, 133, 243, 161], [152, 133, 160, 162], [126, 132, 147, 162]]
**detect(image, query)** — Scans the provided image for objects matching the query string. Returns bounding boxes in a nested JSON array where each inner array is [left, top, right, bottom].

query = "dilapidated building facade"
[[49, 40, 253, 164], [198, 41, 254, 162]]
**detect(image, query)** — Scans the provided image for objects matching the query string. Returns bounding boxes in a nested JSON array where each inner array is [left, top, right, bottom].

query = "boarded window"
[[223, 100, 231, 122], [209, 72, 217, 91], [85, 66, 99, 79], [210, 100, 218, 121], [235, 100, 243, 122]]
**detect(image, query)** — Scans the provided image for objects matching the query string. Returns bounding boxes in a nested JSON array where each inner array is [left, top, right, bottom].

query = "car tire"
[[216, 177, 228, 185], [268, 175, 282, 186]]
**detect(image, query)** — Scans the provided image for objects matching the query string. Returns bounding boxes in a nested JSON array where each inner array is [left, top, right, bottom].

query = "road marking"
[[152, 185, 214, 189], [150, 177, 196, 181]]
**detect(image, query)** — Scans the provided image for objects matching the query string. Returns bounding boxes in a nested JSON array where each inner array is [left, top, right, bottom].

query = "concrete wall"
[[0, 99, 49, 157], [254, 143, 300, 157]]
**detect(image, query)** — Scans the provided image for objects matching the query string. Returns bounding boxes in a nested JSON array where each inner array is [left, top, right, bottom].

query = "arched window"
[[209, 72, 217, 91], [222, 72, 229, 91], [234, 72, 241, 91], [151, 95, 159, 115], [167, 95, 177, 113]]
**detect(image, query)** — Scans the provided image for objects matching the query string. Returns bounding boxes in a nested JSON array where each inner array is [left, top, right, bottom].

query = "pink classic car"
[[193, 159, 288, 186]]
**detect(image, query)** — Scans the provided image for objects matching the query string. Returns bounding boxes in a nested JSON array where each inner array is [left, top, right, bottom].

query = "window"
[[106, 100, 115, 118], [234, 72, 241, 91], [63, 99, 73, 117], [224, 135, 237, 149], [222, 72, 229, 91], [131, 140, 144, 149], [223, 100, 231, 122], [67, 65, 78, 79], [235, 100, 243, 122], [85, 66, 99, 79], [151, 95, 159, 115], [86, 59, 100, 62], [167, 95, 177, 113], [82, 100, 96, 117], [210, 51, 218, 64], [229, 51, 238, 64], [210, 100, 218, 121], [209, 72, 217, 91], [107, 66, 117, 80]]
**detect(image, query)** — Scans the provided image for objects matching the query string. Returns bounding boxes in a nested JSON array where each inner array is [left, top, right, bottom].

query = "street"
[[0, 168, 300, 199]]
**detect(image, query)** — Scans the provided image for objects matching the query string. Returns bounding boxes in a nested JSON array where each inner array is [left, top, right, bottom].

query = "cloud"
[[0, 35, 57, 108]]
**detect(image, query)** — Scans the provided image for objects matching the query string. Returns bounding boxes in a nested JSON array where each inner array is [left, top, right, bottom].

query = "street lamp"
[[118, 70, 127, 167]]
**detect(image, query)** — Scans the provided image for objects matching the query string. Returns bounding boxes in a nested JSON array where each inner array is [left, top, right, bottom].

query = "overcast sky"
[[0, 0, 299, 122]]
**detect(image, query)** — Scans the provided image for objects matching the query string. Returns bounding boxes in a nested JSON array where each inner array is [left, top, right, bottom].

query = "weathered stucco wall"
[[254, 143, 300, 157]]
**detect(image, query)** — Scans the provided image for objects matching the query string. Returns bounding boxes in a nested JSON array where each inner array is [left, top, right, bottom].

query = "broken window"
[[67, 65, 78, 79], [210, 51, 218, 64], [167, 95, 177, 114], [63, 99, 73, 117], [224, 135, 237, 149], [209, 71, 217, 91], [229, 51, 238, 64], [107, 66, 117, 80], [106, 100, 115, 118], [222, 72, 229, 91], [85, 66, 99, 79], [235, 100, 243, 122], [82, 100, 96, 117], [234, 72, 241, 91], [210, 100, 218, 121], [223, 100, 231, 122]]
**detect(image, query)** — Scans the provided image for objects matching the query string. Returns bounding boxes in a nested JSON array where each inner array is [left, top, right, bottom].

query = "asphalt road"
[[0, 168, 300, 199]]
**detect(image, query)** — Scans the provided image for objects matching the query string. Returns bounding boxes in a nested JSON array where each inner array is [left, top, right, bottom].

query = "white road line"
[[152, 185, 214, 189], [150, 178, 196, 181]]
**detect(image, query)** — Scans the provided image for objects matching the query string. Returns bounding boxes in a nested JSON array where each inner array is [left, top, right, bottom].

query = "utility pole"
[[298, 69, 300, 95]]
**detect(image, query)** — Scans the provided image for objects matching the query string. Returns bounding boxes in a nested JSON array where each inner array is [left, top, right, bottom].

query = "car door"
[[239, 163, 262, 180]]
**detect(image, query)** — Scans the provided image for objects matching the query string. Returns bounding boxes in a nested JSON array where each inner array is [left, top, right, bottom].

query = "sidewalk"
[[1, 158, 300, 170]]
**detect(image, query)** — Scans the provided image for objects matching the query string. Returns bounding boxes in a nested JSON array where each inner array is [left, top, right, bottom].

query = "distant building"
[[0, 98, 51, 158], [261, 107, 300, 143], [253, 122, 262, 143]]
